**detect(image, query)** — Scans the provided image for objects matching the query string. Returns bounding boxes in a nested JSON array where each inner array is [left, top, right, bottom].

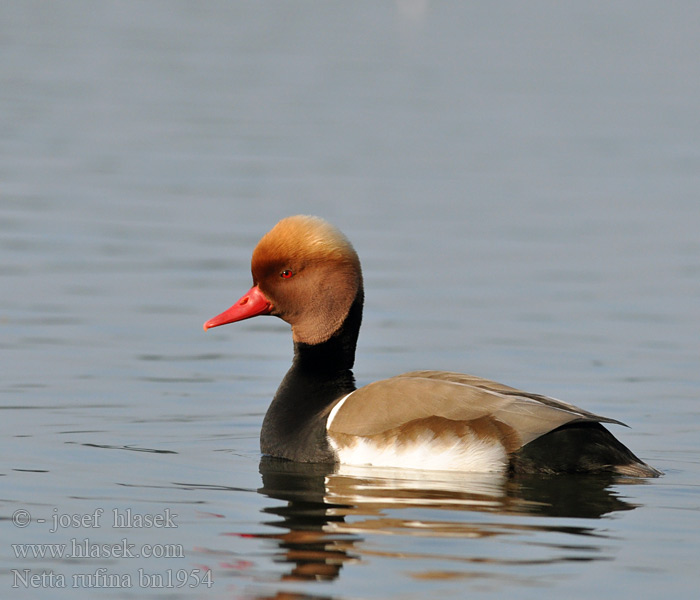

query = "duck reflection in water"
[[253, 456, 641, 585]]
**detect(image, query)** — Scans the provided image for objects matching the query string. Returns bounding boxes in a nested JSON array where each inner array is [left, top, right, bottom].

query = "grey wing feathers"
[[399, 371, 625, 426], [327, 370, 625, 448]]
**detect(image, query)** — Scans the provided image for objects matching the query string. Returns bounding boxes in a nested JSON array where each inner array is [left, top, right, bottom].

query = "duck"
[[204, 215, 660, 477]]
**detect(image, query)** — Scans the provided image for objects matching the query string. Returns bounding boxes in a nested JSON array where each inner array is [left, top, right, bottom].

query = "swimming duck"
[[204, 215, 659, 477]]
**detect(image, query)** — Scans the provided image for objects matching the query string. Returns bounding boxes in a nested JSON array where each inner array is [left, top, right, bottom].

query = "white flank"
[[327, 428, 508, 473]]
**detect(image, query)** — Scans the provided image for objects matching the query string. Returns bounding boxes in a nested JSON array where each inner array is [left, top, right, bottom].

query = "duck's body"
[[205, 216, 660, 477]]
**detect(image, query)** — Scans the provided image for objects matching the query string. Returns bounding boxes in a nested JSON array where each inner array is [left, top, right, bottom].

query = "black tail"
[[510, 421, 661, 477]]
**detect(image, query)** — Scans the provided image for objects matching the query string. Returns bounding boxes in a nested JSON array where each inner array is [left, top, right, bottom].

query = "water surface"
[[2, 2, 699, 599]]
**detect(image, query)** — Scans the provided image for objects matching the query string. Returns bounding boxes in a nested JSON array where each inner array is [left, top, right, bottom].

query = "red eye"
[[280, 269, 294, 279]]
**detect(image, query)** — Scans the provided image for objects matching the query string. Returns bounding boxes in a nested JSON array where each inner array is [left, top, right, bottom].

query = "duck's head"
[[204, 215, 363, 345]]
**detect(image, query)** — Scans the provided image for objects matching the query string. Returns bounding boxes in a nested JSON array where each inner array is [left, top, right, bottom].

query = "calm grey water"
[[2, 2, 699, 599]]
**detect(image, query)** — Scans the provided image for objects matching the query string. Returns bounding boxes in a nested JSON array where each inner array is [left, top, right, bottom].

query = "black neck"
[[260, 290, 364, 462]]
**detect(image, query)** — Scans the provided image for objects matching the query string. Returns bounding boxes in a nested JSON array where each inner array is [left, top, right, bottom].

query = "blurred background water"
[[1, 1, 699, 598]]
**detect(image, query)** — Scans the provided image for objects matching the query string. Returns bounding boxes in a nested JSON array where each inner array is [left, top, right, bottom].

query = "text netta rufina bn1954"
[[204, 215, 660, 477]]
